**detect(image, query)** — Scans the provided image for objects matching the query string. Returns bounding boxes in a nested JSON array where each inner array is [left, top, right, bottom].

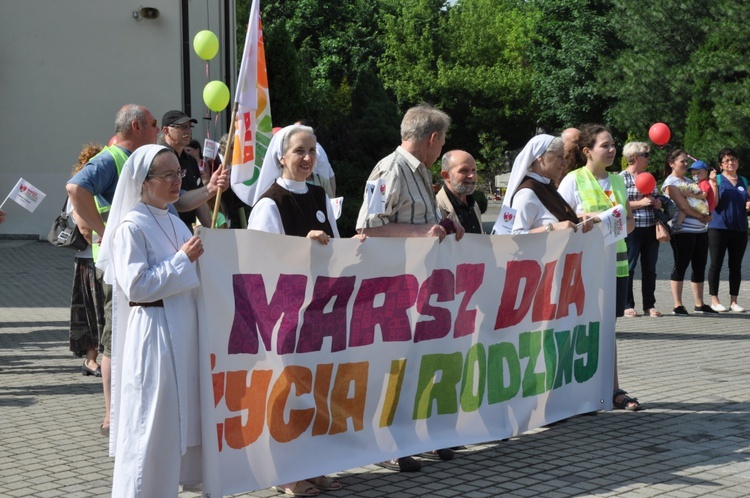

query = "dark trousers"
[[625, 225, 660, 311], [708, 228, 748, 297], [669, 231, 708, 283]]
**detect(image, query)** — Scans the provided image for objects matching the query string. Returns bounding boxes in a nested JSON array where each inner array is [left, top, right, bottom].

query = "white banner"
[[196, 228, 616, 496]]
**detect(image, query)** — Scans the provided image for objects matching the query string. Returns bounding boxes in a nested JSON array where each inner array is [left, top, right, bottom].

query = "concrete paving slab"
[[1, 235, 749, 497]]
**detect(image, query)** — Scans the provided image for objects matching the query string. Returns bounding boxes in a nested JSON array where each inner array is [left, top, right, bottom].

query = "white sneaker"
[[710, 303, 728, 312], [730, 303, 745, 312]]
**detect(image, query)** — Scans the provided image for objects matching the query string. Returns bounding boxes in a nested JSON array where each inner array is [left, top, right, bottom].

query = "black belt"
[[129, 300, 164, 307]]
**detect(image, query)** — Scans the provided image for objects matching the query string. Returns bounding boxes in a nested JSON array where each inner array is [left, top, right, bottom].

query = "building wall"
[[0, 0, 235, 237]]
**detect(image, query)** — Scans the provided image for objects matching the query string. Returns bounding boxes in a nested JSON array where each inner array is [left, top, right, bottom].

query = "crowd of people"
[[56, 102, 748, 497]]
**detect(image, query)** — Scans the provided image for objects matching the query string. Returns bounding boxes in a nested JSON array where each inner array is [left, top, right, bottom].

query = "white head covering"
[[96, 144, 171, 284], [502, 134, 555, 209], [250, 124, 315, 206]]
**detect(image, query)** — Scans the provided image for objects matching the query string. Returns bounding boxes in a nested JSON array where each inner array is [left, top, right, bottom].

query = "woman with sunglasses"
[[619, 142, 663, 317]]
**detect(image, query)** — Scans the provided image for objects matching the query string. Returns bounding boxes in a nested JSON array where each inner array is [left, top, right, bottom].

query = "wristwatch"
[[546, 223, 554, 232]]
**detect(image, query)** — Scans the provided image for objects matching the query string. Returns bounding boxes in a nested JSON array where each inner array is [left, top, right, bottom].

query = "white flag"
[[5, 178, 46, 213], [596, 204, 628, 245], [491, 205, 516, 235], [230, 0, 273, 205]]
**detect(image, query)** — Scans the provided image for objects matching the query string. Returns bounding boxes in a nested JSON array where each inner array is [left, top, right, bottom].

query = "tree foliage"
[[529, 0, 620, 132], [232, 0, 750, 227]]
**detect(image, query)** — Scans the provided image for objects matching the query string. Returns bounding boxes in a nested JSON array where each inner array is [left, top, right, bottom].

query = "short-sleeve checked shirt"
[[620, 170, 657, 228], [356, 146, 440, 229]]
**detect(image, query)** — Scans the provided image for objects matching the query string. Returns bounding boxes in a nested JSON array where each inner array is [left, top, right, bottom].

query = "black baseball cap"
[[162, 110, 197, 127]]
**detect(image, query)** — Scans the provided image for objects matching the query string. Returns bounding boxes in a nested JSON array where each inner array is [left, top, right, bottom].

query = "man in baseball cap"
[[162, 110, 198, 128]]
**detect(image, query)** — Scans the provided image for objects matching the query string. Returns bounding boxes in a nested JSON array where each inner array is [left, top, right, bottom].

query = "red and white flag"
[[2, 178, 46, 213], [230, 0, 273, 205]]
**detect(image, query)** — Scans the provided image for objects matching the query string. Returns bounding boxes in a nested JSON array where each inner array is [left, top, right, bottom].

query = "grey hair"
[[279, 125, 315, 158], [542, 137, 564, 157], [115, 104, 147, 135], [622, 141, 649, 164], [401, 104, 451, 142], [441, 151, 454, 172]]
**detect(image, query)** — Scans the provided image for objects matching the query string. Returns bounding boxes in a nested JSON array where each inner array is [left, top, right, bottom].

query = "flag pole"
[[211, 102, 239, 228]]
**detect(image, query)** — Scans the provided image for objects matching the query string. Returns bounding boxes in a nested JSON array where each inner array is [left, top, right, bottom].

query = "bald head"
[[441, 150, 477, 200], [561, 127, 579, 144], [561, 127, 582, 174]]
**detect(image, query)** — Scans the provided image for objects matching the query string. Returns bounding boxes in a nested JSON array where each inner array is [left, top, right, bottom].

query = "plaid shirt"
[[620, 171, 657, 228], [356, 147, 439, 229]]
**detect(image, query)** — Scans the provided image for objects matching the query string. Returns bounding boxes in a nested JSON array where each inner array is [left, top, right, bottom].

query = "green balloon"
[[193, 30, 219, 61], [203, 81, 230, 112]]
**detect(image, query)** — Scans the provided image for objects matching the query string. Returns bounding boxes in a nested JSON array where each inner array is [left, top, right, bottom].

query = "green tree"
[[263, 22, 309, 126], [378, 0, 446, 107], [379, 0, 537, 167], [684, 1, 750, 165], [604, 0, 708, 145], [529, 0, 620, 132], [437, 0, 537, 157]]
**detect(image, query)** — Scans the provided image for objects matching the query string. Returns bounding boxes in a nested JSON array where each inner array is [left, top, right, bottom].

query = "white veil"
[[250, 124, 315, 206], [502, 134, 555, 209], [95, 144, 170, 284]]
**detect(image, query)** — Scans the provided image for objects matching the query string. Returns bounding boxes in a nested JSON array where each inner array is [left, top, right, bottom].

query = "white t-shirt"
[[558, 173, 613, 215], [662, 174, 707, 233]]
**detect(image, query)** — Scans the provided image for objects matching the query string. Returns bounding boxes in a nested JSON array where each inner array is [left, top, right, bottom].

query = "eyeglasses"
[[721, 157, 738, 165], [148, 119, 158, 128], [637, 152, 650, 159], [147, 169, 186, 182], [168, 123, 194, 131]]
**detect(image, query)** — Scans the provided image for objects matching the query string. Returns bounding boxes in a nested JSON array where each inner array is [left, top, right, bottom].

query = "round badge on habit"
[[316, 210, 326, 223]]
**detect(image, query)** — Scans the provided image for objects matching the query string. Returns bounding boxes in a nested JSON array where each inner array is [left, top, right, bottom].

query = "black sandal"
[[613, 389, 642, 411]]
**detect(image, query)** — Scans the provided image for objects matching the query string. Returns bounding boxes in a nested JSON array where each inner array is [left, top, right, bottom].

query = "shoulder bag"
[[47, 197, 88, 250]]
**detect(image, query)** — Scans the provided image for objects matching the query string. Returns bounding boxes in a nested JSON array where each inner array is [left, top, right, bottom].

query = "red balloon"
[[108, 135, 118, 146], [649, 122, 671, 146], [635, 172, 656, 195]]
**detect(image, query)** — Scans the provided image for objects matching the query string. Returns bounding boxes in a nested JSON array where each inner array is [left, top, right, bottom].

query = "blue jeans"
[[625, 225, 660, 311]]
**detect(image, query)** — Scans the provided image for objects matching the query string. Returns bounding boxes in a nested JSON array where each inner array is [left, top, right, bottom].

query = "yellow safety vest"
[[91, 146, 130, 262], [571, 168, 629, 277]]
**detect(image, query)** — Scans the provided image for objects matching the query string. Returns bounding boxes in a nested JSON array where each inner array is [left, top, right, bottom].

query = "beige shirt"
[[356, 146, 439, 229], [436, 186, 484, 234]]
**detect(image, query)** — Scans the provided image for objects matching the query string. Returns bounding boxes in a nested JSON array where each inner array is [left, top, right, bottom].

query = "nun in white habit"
[[246, 124, 344, 495], [96, 144, 205, 497], [501, 134, 592, 234], [247, 124, 340, 241]]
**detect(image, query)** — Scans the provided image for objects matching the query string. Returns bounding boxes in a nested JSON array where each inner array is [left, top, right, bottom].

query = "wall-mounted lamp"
[[132, 7, 160, 20]]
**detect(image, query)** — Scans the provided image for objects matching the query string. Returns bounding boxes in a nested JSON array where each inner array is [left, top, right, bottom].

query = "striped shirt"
[[356, 147, 440, 229]]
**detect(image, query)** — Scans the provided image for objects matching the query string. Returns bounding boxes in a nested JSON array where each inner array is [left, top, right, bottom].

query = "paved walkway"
[[1, 232, 749, 497]]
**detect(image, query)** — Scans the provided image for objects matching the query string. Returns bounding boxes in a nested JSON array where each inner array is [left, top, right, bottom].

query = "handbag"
[[47, 198, 88, 250], [655, 219, 671, 243]]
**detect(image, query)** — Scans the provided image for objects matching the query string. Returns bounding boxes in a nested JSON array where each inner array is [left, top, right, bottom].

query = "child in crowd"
[[673, 160, 714, 232]]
